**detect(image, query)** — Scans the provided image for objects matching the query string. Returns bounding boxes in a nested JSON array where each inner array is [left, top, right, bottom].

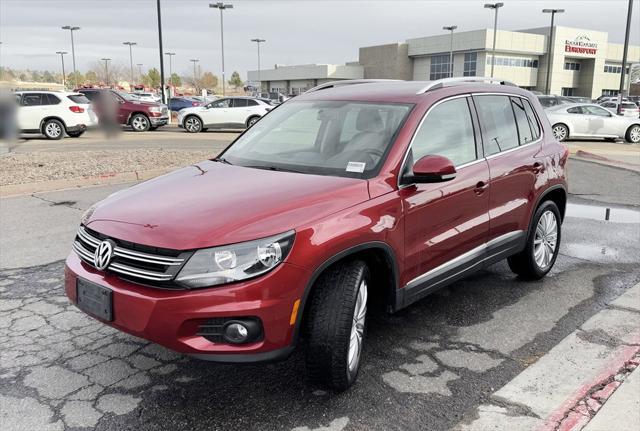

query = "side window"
[[210, 98, 230, 108], [567, 106, 583, 114], [411, 98, 477, 167], [246, 99, 259, 106], [232, 98, 248, 108], [522, 99, 541, 140], [584, 106, 611, 117], [21, 94, 43, 106], [474, 95, 519, 155], [43, 94, 61, 105], [510, 97, 535, 145]]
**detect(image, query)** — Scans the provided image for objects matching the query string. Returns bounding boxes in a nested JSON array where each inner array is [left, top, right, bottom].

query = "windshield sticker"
[[346, 162, 366, 173]]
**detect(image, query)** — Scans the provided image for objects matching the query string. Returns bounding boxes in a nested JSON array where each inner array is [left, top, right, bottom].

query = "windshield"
[[221, 100, 412, 179]]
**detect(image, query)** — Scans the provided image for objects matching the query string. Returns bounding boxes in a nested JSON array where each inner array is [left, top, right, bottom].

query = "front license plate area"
[[76, 278, 113, 321]]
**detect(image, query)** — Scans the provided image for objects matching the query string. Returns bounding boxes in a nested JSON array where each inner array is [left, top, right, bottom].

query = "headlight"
[[176, 231, 295, 288], [149, 106, 162, 113]]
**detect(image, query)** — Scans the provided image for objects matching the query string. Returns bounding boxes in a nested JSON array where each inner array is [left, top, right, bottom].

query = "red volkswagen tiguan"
[[65, 78, 568, 390]]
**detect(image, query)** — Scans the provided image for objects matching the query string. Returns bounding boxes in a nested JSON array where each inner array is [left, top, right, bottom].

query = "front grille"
[[73, 225, 191, 288]]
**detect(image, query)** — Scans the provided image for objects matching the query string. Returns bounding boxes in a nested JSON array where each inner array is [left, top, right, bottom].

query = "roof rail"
[[305, 79, 402, 94], [416, 77, 517, 94]]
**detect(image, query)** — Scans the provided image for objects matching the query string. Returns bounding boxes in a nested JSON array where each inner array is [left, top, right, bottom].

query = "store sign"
[[565, 35, 598, 55]]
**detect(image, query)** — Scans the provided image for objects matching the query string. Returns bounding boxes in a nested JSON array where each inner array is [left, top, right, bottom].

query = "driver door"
[[201, 98, 233, 126], [583, 105, 616, 136], [400, 96, 490, 300]]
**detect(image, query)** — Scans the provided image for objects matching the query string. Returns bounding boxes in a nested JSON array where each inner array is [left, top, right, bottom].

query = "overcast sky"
[[1, 0, 638, 80]]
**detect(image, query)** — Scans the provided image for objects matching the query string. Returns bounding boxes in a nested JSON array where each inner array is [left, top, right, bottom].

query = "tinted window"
[[210, 98, 230, 108], [474, 95, 519, 155], [621, 103, 637, 109], [21, 94, 43, 106], [567, 107, 583, 114], [80, 90, 99, 101], [247, 99, 259, 106], [511, 97, 536, 145], [232, 98, 249, 108], [43, 94, 61, 105], [411, 98, 476, 166], [601, 102, 615, 107], [583, 106, 611, 117], [522, 99, 541, 140], [67, 95, 90, 104]]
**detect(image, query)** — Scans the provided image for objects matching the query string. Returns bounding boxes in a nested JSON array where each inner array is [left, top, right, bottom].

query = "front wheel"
[[626, 125, 640, 143], [43, 119, 65, 140], [508, 200, 561, 280], [305, 260, 369, 391], [130, 114, 150, 132], [552, 124, 569, 142], [183, 115, 203, 133]]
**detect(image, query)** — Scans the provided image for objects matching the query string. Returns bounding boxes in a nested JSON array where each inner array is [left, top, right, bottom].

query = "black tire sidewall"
[[43, 120, 64, 140], [247, 116, 259, 128], [525, 201, 562, 278]]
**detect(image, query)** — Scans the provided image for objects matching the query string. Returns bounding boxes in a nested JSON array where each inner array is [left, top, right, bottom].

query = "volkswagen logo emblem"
[[94, 240, 114, 271]]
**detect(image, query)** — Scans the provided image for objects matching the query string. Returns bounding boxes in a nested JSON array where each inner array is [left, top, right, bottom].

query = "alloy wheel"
[[533, 210, 558, 270], [185, 117, 201, 133], [45, 122, 62, 138], [132, 116, 149, 131], [630, 126, 640, 143], [552, 125, 567, 141], [347, 279, 367, 373]]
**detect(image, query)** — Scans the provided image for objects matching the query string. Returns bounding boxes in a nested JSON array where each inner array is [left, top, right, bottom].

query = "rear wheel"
[[246, 116, 260, 128], [626, 125, 640, 143], [130, 114, 150, 132], [305, 260, 369, 391], [552, 124, 569, 142], [42, 119, 64, 140], [508, 200, 561, 280], [184, 115, 203, 133]]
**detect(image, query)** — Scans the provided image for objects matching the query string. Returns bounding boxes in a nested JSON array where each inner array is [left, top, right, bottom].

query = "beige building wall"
[[359, 43, 413, 80]]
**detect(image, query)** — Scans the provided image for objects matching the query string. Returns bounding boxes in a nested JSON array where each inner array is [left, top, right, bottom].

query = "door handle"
[[532, 162, 544, 174], [474, 181, 489, 195]]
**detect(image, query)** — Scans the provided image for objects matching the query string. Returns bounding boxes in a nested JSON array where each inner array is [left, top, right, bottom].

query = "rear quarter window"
[[474, 95, 519, 155], [67, 95, 91, 104]]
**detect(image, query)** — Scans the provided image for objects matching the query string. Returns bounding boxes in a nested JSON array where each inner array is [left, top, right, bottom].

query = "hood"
[[86, 161, 370, 250]]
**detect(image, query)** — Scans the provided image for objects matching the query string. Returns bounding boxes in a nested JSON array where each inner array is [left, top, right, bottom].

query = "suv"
[[178, 96, 271, 132], [65, 78, 568, 390], [599, 101, 640, 117], [14, 91, 97, 139], [76, 88, 169, 132], [537, 94, 575, 108]]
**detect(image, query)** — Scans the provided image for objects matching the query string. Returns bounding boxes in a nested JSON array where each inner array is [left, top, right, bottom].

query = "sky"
[[1, 0, 638, 80]]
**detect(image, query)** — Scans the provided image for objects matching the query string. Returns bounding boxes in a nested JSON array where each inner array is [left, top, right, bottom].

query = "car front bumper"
[[64, 252, 311, 362], [149, 116, 169, 127]]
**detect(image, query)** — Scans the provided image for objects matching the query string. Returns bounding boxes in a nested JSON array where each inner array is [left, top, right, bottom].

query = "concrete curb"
[[0, 167, 170, 198]]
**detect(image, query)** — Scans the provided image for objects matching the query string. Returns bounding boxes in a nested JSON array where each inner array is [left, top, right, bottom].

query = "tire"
[[42, 119, 65, 140], [552, 124, 569, 142], [508, 200, 561, 280], [130, 114, 150, 132], [625, 124, 640, 143], [149, 126, 158, 131], [67, 131, 84, 138], [246, 116, 260, 128], [183, 115, 203, 133], [305, 260, 369, 391], [603, 137, 617, 143]]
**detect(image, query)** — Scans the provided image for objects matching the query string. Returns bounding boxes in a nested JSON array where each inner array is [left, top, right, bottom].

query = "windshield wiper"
[[244, 165, 303, 174], [215, 157, 233, 165]]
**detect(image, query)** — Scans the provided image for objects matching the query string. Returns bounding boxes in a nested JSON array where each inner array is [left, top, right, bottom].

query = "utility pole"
[[136, 63, 143, 84], [190, 59, 199, 92], [484, 3, 504, 78], [165, 52, 176, 87], [251, 38, 266, 85], [101, 58, 111, 87], [542, 8, 564, 95], [61, 26, 80, 88], [156, 0, 167, 103], [56, 51, 68, 88], [123, 42, 137, 87], [617, 0, 633, 114], [209, 3, 234, 96], [443, 26, 457, 78]]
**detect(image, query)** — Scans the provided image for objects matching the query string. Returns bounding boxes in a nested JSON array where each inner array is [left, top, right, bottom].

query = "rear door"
[[565, 106, 590, 135], [474, 94, 543, 250], [17, 93, 46, 130], [401, 96, 490, 301], [229, 98, 250, 126]]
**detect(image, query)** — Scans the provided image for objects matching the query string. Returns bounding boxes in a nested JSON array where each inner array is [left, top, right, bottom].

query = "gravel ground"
[[0, 150, 215, 185]]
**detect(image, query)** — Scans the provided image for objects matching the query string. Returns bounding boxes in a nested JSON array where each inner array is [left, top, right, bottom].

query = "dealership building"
[[248, 26, 639, 99]]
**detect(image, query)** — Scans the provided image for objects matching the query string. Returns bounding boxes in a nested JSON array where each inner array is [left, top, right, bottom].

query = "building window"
[[463, 52, 477, 77], [601, 89, 619, 96], [564, 62, 581, 71], [430, 54, 451, 80], [561, 88, 575, 96], [604, 65, 630, 74], [486, 55, 538, 68]]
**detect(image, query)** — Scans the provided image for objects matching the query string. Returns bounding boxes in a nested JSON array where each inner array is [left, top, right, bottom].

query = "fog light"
[[224, 322, 249, 343]]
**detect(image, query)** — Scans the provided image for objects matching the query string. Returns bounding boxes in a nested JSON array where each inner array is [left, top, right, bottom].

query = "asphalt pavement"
[[1, 158, 639, 430]]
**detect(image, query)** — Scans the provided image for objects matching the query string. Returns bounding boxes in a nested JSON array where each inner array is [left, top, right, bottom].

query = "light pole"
[[156, 0, 167, 104], [250, 38, 266, 85], [136, 63, 143, 84], [209, 2, 233, 96], [484, 3, 504, 78], [61, 26, 80, 88], [542, 8, 564, 95], [56, 51, 68, 88], [101, 58, 111, 87], [165, 52, 176, 87], [443, 26, 457, 78], [123, 41, 137, 87], [190, 59, 199, 92], [617, 0, 633, 114]]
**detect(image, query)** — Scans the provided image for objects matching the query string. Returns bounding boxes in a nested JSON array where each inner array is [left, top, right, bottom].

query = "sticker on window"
[[346, 161, 366, 173]]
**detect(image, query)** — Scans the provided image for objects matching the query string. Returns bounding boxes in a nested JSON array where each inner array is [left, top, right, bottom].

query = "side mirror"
[[404, 155, 457, 184]]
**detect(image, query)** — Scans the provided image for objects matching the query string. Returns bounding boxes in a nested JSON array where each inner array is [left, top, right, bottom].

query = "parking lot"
[[1, 125, 639, 430]]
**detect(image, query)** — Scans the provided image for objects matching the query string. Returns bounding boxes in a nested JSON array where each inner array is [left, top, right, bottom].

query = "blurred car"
[[14, 91, 97, 139], [132, 92, 161, 103], [566, 96, 591, 103], [77, 88, 169, 132], [537, 95, 575, 108], [178, 96, 272, 132], [546, 103, 640, 143], [168, 97, 203, 112], [599, 101, 640, 117], [595, 95, 629, 104]]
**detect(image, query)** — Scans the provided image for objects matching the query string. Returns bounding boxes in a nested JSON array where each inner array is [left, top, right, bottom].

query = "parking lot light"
[[61, 26, 80, 88], [190, 59, 199, 93], [542, 8, 565, 95], [209, 2, 234, 96], [484, 3, 504, 78], [123, 42, 137, 88], [56, 51, 68, 88], [165, 52, 176, 88], [443, 26, 457, 78], [101, 58, 111, 87], [251, 38, 266, 86]]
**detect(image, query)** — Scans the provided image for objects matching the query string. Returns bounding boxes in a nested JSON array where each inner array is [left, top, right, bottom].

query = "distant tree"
[[19, 73, 28, 81], [169, 72, 182, 87], [42, 71, 55, 83], [84, 70, 99, 84], [147, 68, 161, 88], [67, 71, 85, 86], [228, 71, 243, 89], [31, 71, 43, 82], [200, 72, 218, 91]]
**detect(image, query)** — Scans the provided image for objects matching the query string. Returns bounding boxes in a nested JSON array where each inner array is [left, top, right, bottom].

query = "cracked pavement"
[[1, 159, 639, 430]]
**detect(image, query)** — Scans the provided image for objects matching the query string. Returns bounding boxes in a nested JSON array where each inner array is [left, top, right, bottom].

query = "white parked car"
[[14, 91, 98, 139], [178, 97, 272, 132], [599, 101, 640, 118], [546, 103, 640, 143], [132, 92, 161, 103]]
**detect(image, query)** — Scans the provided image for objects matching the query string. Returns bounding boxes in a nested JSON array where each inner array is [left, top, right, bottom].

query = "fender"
[[40, 116, 67, 133]]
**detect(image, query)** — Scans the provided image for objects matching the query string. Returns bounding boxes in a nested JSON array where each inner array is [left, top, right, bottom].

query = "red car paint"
[[65, 81, 568, 362]]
